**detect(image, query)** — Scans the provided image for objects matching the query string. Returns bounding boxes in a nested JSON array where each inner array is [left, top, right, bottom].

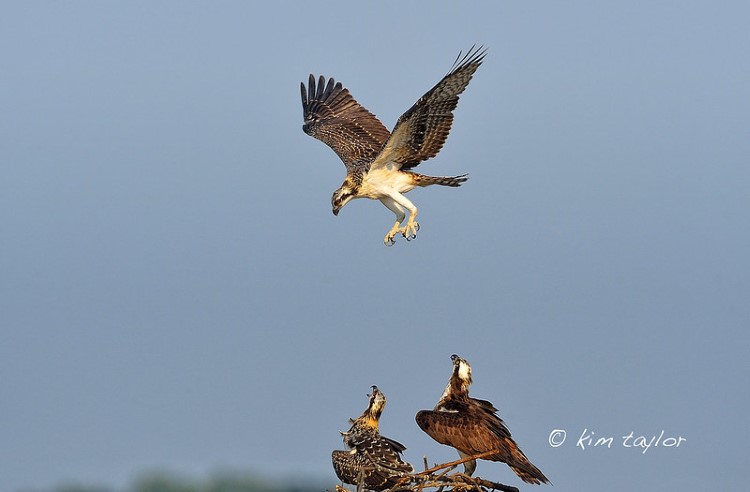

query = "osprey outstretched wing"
[[416, 355, 550, 485], [301, 46, 486, 246], [301, 75, 390, 171], [371, 47, 486, 171], [332, 386, 413, 491]]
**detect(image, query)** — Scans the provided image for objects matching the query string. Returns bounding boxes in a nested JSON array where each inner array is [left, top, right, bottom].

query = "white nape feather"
[[457, 360, 471, 382], [438, 382, 452, 401], [436, 405, 459, 413]]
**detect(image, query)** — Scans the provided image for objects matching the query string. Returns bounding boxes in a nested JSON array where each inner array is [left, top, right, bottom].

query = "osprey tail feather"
[[410, 173, 468, 188], [503, 441, 550, 485]]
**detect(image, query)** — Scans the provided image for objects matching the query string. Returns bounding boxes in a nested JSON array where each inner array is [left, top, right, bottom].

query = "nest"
[[334, 451, 520, 492]]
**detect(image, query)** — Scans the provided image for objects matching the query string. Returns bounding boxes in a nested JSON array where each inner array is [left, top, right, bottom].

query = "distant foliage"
[[54, 485, 113, 492], [47, 471, 325, 492]]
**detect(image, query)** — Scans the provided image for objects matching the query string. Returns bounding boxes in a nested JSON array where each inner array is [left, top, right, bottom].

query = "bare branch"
[[416, 450, 500, 476]]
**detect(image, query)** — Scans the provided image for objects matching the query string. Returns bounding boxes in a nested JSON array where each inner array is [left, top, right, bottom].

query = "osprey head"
[[439, 354, 473, 403], [367, 385, 386, 421], [348, 385, 387, 432], [331, 177, 359, 216], [451, 354, 473, 387]]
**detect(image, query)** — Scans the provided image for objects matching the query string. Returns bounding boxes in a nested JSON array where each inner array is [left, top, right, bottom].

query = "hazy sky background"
[[2, 1, 748, 491]]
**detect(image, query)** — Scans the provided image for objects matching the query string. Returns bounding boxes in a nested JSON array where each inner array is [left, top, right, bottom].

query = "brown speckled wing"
[[301, 75, 390, 171], [332, 432, 413, 490], [415, 404, 549, 485], [416, 407, 510, 455], [372, 46, 486, 171]]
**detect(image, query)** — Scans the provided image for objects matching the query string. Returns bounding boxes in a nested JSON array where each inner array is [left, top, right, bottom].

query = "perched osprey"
[[332, 386, 414, 491], [300, 46, 486, 246], [416, 355, 549, 485]]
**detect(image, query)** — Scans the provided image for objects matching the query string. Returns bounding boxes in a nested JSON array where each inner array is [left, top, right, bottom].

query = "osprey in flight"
[[332, 386, 414, 491], [416, 355, 549, 485], [301, 46, 486, 246]]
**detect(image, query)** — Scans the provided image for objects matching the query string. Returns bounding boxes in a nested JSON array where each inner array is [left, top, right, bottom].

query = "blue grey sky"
[[2, 1, 748, 491]]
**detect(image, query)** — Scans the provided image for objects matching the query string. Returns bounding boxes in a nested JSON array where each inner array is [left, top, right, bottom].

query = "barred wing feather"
[[372, 46, 486, 171], [301, 74, 390, 171]]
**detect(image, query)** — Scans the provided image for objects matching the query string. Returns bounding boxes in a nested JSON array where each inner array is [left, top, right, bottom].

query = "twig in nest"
[[415, 450, 499, 476]]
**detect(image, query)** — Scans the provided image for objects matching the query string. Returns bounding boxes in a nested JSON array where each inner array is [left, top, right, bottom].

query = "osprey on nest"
[[332, 386, 414, 491], [301, 46, 486, 246], [416, 355, 550, 485]]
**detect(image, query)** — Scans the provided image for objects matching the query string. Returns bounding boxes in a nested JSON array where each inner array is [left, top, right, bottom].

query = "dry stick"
[[417, 460, 428, 492], [454, 474, 519, 492], [394, 477, 518, 492], [416, 450, 499, 476], [414, 451, 519, 492], [427, 475, 519, 492]]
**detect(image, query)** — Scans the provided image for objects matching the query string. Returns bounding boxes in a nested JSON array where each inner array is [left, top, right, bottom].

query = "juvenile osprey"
[[416, 355, 549, 485], [332, 386, 414, 491], [301, 46, 486, 246]]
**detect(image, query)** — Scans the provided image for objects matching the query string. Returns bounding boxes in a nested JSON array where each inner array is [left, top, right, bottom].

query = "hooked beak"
[[332, 193, 352, 216]]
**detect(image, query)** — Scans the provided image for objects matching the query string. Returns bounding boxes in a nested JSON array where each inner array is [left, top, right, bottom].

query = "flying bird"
[[301, 46, 486, 246], [332, 386, 414, 491], [416, 355, 549, 485]]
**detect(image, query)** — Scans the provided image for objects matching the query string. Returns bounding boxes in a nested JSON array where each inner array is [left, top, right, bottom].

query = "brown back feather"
[[332, 448, 411, 491], [416, 398, 549, 484]]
